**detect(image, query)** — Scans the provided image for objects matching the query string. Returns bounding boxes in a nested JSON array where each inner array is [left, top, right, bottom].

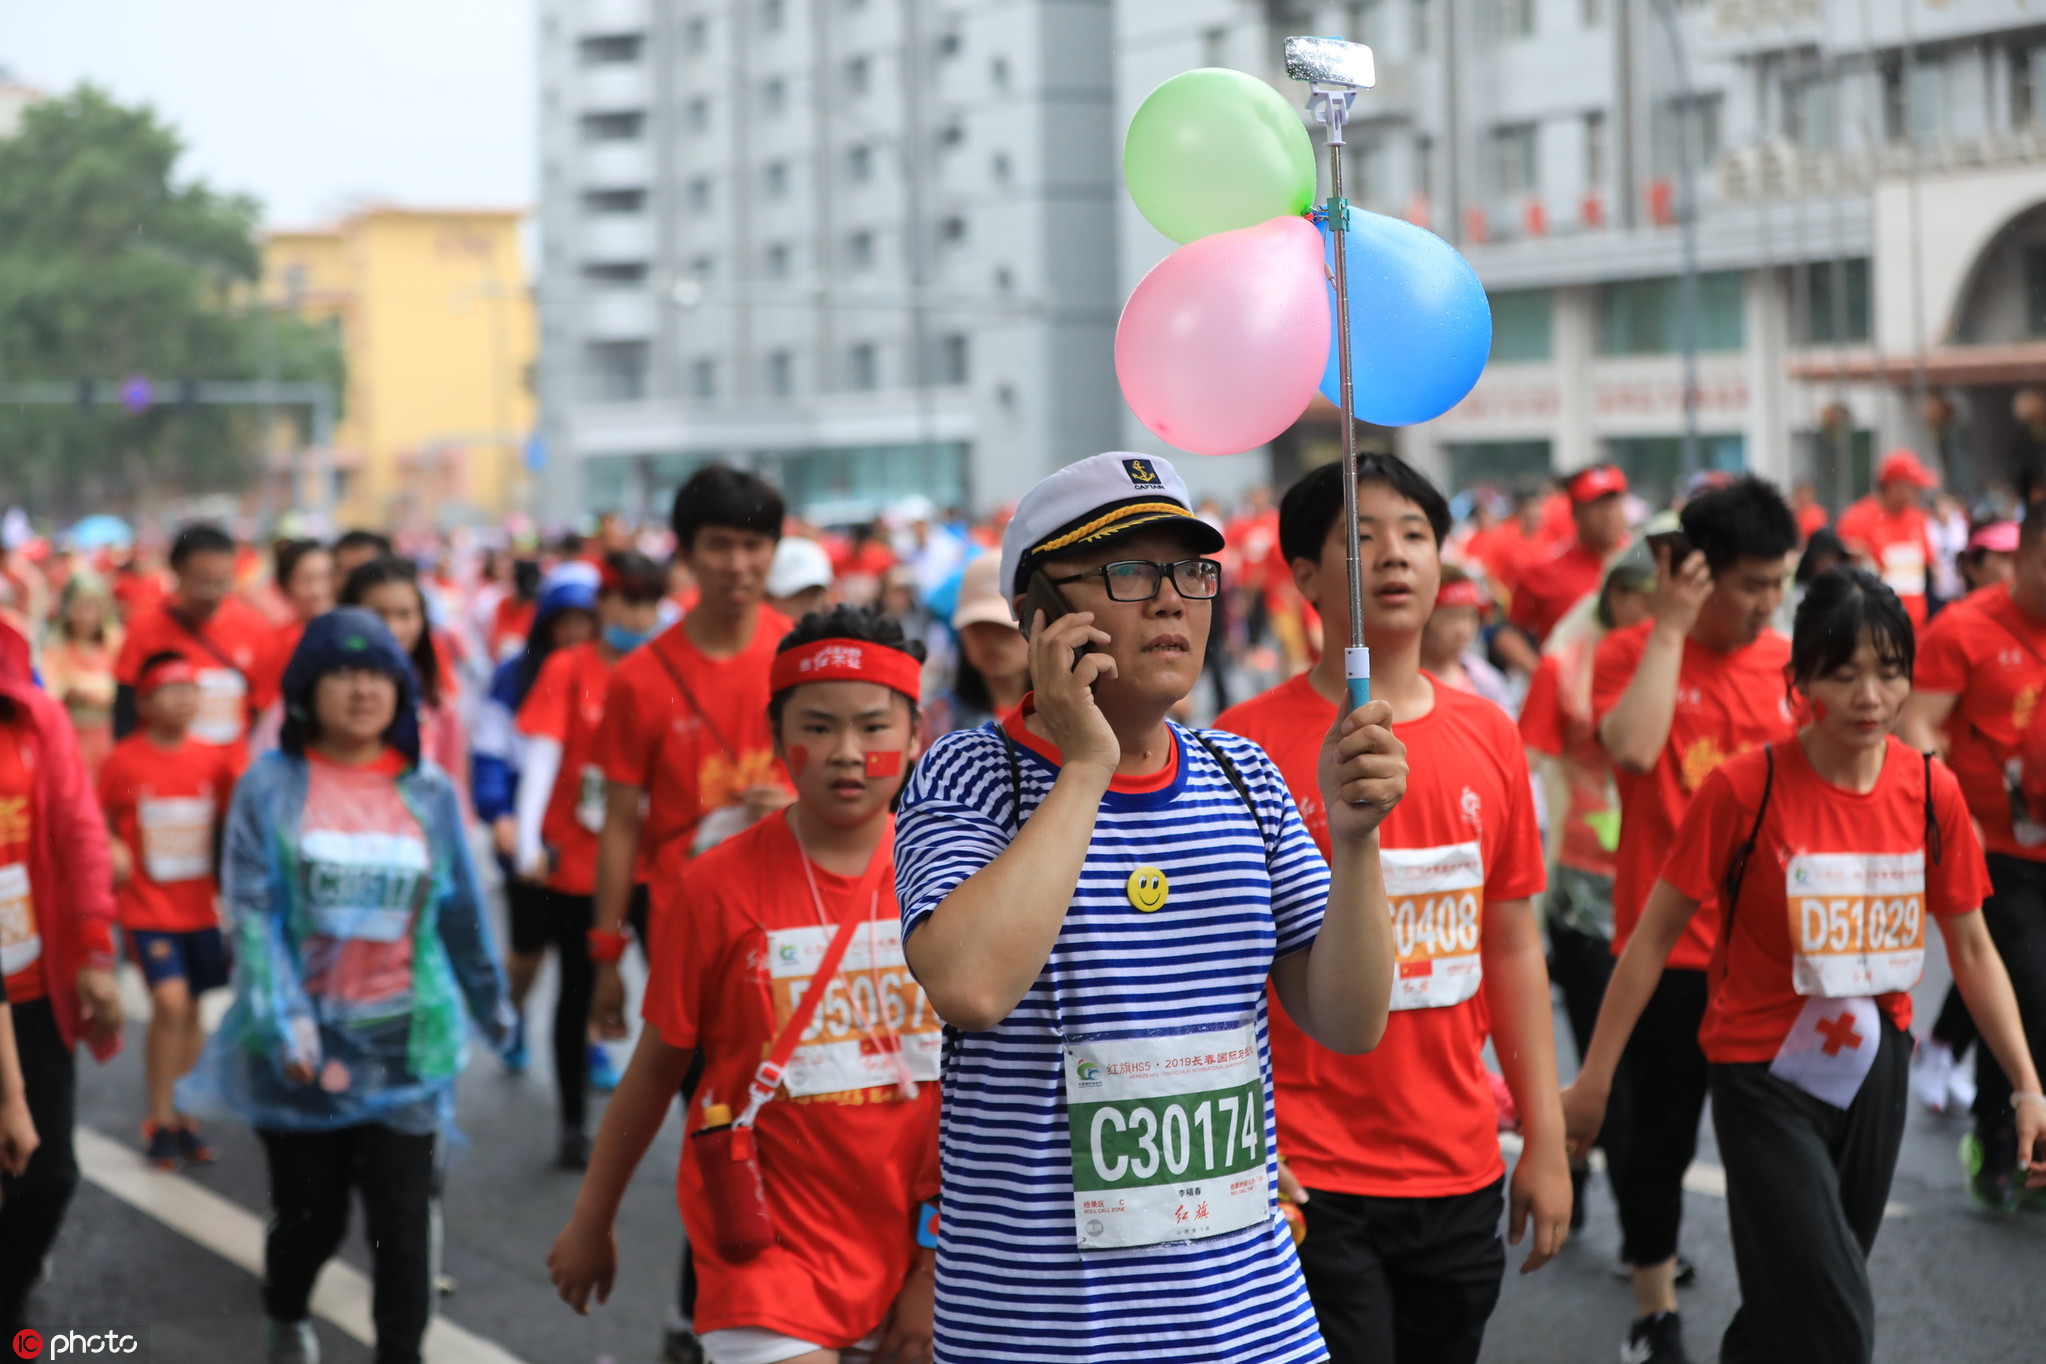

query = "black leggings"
[[1548, 917, 1634, 1194], [532, 887, 596, 1131], [260, 1125, 437, 1364], [1614, 967, 1708, 1268], [0, 1000, 78, 1336], [1976, 854, 2046, 1145]]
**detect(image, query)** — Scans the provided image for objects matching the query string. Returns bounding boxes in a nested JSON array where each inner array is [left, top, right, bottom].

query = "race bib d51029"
[[1784, 852, 1925, 998], [1064, 1023, 1271, 1251], [1381, 842, 1485, 1011]]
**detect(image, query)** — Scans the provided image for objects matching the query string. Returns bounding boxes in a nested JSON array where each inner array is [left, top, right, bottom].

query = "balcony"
[[582, 141, 651, 188], [582, 214, 653, 260], [579, 0, 648, 32], [577, 63, 648, 113], [579, 288, 657, 340]]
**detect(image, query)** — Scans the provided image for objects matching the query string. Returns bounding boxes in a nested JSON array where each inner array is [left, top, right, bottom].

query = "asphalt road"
[[23, 895, 2046, 1363]]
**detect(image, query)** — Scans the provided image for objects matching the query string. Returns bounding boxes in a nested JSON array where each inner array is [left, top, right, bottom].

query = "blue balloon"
[[1317, 212, 1491, 426]]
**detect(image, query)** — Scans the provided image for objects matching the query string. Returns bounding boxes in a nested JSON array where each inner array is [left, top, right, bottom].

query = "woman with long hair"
[[39, 574, 123, 779]]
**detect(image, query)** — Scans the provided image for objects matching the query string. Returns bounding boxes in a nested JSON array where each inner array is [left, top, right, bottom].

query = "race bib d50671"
[[766, 921, 941, 1097]]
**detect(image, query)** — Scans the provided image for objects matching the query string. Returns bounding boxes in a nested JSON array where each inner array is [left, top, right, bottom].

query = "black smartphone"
[[1021, 569, 1093, 666], [1647, 527, 1693, 567]]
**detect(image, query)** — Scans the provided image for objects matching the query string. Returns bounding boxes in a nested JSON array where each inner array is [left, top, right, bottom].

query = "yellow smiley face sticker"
[[1126, 866, 1169, 913]]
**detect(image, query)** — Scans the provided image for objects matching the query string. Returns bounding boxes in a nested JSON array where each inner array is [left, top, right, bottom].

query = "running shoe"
[[1620, 1310, 1689, 1364], [175, 1121, 216, 1165], [1961, 1130, 2018, 1212], [1910, 1037, 1957, 1113], [141, 1121, 182, 1171], [1946, 1058, 1977, 1114], [587, 1043, 621, 1093], [662, 1328, 705, 1364], [265, 1318, 320, 1364], [502, 1015, 529, 1075]]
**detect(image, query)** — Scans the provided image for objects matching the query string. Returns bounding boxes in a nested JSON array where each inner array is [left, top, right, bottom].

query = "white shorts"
[[699, 1326, 882, 1364]]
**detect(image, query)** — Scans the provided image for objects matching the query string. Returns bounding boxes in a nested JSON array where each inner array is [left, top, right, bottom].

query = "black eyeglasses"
[[1046, 558, 1222, 602]]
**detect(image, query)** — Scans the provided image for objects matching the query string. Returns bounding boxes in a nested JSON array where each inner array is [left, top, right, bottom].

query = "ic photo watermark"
[[12, 1328, 151, 1360]]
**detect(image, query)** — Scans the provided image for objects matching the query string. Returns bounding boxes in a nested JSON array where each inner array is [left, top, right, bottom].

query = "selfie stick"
[[1287, 37, 1376, 713]]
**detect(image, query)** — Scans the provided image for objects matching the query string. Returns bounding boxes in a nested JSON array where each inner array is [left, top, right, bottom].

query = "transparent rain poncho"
[[180, 749, 512, 1135]]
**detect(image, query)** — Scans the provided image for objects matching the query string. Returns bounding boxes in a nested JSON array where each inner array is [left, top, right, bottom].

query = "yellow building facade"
[[263, 207, 535, 528]]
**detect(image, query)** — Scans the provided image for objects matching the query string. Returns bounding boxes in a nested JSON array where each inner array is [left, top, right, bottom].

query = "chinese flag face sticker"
[[864, 750, 903, 779]]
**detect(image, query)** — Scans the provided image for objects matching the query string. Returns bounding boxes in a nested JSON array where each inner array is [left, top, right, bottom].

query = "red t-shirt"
[[1836, 498, 1934, 624], [1659, 738, 1988, 1061], [643, 811, 939, 1346], [248, 619, 307, 715], [1519, 648, 1617, 878], [1914, 581, 2046, 860], [1510, 538, 1616, 644], [1217, 674, 1545, 1197], [1796, 502, 1829, 542], [490, 596, 536, 661], [297, 748, 424, 1008], [114, 597, 272, 760], [1466, 521, 1538, 599], [515, 642, 617, 895], [594, 610, 793, 887], [0, 722, 44, 1002], [98, 734, 236, 932], [1593, 620, 1797, 970]]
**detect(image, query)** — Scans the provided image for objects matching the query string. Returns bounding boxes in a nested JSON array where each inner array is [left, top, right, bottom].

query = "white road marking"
[[75, 1126, 530, 1364]]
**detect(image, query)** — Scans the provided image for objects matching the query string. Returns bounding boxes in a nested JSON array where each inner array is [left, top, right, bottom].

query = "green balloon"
[[1123, 68, 1317, 244]]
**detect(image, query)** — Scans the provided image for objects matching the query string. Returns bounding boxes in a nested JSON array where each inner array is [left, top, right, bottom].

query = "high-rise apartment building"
[[533, 0, 1123, 522], [1124, 0, 2046, 507]]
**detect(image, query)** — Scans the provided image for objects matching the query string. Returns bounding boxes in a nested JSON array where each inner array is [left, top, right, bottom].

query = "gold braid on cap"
[[1030, 501, 1196, 557]]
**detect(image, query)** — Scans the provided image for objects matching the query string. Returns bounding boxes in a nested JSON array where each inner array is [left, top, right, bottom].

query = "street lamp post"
[[1648, 0, 1703, 480]]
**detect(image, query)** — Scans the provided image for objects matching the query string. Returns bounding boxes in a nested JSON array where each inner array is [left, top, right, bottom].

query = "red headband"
[[1435, 580, 1485, 611], [769, 638, 923, 702], [138, 659, 199, 699]]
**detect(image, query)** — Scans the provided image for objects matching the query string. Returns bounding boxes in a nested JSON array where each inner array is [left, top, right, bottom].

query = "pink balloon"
[[1115, 215, 1330, 456]]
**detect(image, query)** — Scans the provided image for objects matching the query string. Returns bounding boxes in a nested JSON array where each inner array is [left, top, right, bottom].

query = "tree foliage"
[[0, 85, 344, 519]]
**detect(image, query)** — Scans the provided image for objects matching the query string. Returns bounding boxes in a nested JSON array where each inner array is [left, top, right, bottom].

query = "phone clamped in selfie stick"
[[1287, 36, 1376, 714]]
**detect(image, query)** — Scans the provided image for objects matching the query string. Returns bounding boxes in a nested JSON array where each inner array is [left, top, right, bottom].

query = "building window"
[[690, 357, 717, 400], [583, 189, 646, 214], [939, 214, 968, 246], [688, 253, 716, 279], [1414, 134, 1434, 203], [1909, 53, 1945, 146], [847, 230, 876, 271], [764, 160, 790, 197], [1654, 92, 1722, 176], [766, 349, 794, 397], [1584, 111, 1606, 185], [581, 111, 645, 142], [1605, 434, 1747, 509], [582, 261, 648, 283], [937, 30, 962, 59], [1446, 440, 1552, 492], [1412, 0, 1431, 55], [684, 16, 708, 54], [1880, 57, 1907, 143], [763, 77, 788, 114], [1493, 123, 1538, 197], [763, 0, 784, 31], [687, 177, 713, 212], [941, 333, 969, 385], [846, 142, 875, 183], [995, 265, 1014, 293], [993, 151, 1012, 183], [846, 55, 872, 96], [2024, 247, 2046, 337], [1202, 27, 1227, 68], [579, 33, 643, 64], [765, 242, 793, 279], [1784, 70, 1836, 148], [1599, 271, 1745, 354], [1344, 1, 1384, 41], [1581, 0, 1604, 24], [1499, 0, 1537, 39], [687, 96, 711, 134], [587, 341, 648, 402], [938, 121, 966, 151], [1798, 258, 1871, 344], [1489, 290, 1553, 361], [847, 342, 879, 391], [991, 55, 1010, 89], [2012, 45, 2038, 129]]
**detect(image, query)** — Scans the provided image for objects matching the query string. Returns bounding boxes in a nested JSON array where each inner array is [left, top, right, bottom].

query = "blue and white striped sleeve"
[[895, 727, 1016, 943], [1233, 736, 1330, 958]]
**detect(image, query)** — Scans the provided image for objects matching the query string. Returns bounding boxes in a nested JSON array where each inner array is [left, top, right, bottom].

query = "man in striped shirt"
[[896, 452, 1407, 1363]]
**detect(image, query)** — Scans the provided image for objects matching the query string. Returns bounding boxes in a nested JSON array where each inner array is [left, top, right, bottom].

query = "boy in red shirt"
[[550, 607, 938, 1364], [1591, 476, 1799, 1362], [1835, 449, 1937, 624], [100, 652, 237, 1168], [113, 523, 270, 766], [512, 552, 667, 1168], [1218, 456, 1571, 1364], [1509, 463, 1631, 645], [588, 465, 794, 1037]]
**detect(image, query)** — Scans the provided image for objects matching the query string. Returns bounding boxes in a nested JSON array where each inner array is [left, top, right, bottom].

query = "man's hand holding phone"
[[1028, 605, 1119, 774]]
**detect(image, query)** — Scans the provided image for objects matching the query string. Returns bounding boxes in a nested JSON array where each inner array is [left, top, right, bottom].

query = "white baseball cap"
[[999, 452, 1225, 600], [766, 536, 834, 597]]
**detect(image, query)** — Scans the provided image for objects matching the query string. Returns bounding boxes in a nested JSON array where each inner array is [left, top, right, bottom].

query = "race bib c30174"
[[1064, 1022, 1270, 1251], [1382, 842, 1485, 1011], [766, 920, 942, 1098], [1785, 852, 1926, 998]]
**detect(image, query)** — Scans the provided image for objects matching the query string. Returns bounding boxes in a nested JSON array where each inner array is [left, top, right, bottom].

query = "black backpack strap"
[[1720, 745, 1776, 921], [1188, 729, 1272, 870], [998, 722, 1025, 835], [1923, 749, 1943, 867]]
